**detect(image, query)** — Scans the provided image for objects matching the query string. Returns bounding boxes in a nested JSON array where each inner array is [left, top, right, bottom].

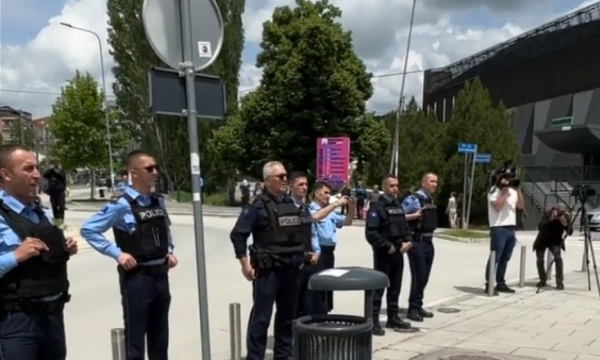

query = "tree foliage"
[[49, 71, 114, 171], [209, 0, 383, 178], [107, 0, 246, 192]]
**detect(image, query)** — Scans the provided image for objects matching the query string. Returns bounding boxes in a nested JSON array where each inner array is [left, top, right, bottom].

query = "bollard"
[[581, 245, 588, 273], [487, 251, 496, 297], [229, 303, 242, 360], [111, 328, 126, 360], [546, 250, 554, 280], [519, 244, 526, 287]]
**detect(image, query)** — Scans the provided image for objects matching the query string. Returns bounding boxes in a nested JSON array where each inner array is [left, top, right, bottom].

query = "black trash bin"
[[293, 267, 389, 360], [294, 314, 372, 360], [99, 188, 105, 198]]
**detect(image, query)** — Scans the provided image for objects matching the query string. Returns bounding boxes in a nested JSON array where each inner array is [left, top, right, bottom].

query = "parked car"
[[585, 206, 600, 231]]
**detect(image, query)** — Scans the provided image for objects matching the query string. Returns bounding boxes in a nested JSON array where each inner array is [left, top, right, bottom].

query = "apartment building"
[[33, 116, 52, 155], [0, 106, 34, 143]]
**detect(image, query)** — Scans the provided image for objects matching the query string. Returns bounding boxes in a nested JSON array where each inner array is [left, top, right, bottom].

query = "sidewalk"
[[374, 271, 600, 360]]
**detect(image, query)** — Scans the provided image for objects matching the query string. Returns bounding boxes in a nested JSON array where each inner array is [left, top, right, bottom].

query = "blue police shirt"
[[292, 198, 320, 255], [0, 191, 61, 300], [80, 187, 174, 266], [309, 201, 345, 247], [402, 189, 428, 214], [115, 181, 128, 193]]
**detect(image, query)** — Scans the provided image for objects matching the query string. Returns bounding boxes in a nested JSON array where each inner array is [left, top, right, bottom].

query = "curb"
[[435, 234, 489, 243]]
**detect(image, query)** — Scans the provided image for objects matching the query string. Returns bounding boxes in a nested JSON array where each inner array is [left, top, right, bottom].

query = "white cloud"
[[0, 0, 590, 118]]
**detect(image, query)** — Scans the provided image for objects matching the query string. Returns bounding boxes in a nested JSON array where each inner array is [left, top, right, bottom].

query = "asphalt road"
[[61, 211, 594, 359]]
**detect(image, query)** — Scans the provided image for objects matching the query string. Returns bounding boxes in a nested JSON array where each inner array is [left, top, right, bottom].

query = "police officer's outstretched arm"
[[230, 203, 258, 281], [365, 203, 392, 249], [80, 200, 128, 260], [403, 196, 422, 221]]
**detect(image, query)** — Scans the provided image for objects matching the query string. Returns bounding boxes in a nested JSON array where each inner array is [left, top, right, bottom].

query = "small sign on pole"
[[475, 153, 491, 164]]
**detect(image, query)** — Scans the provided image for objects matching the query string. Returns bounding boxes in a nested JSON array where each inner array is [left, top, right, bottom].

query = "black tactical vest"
[[411, 193, 438, 232], [252, 194, 311, 255], [0, 200, 69, 301], [379, 199, 409, 243], [113, 194, 169, 262]]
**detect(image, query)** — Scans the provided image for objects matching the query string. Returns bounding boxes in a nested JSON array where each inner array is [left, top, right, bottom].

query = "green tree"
[[48, 71, 111, 172], [211, 0, 373, 178], [8, 121, 35, 148], [107, 0, 246, 193], [439, 77, 519, 224]]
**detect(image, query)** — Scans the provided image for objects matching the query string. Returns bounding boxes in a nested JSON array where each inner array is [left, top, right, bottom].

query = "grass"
[[439, 229, 489, 238], [169, 191, 229, 206]]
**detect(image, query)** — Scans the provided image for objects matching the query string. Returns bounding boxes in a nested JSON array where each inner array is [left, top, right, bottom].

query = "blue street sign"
[[457, 142, 476, 153], [475, 153, 492, 164]]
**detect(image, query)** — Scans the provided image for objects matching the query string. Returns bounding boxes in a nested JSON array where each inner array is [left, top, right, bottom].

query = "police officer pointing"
[[80, 150, 176, 360], [230, 161, 313, 360], [0, 145, 77, 360], [402, 172, 438, 322], [365, 174, 412, 336]]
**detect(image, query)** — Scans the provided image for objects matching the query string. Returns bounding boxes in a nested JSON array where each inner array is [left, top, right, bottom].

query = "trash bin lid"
[[308, 266, 389, 291]]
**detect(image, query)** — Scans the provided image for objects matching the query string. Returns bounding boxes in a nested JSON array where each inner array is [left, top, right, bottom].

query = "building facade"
[[0, 106, 34, 143], [422, 2, 600, 169]]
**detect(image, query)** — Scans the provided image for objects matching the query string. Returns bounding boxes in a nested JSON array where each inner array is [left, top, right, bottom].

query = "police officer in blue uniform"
[[80, 150, 176, 360], [402, 172, 438, 322], [0, 145, 78, 360], [230, 161, 313, 360], [365, 174, 412, 335]]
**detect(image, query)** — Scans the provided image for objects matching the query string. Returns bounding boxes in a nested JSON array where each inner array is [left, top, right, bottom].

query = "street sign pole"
[[462, 152, 468, 229], [466, 146, 478, 228]]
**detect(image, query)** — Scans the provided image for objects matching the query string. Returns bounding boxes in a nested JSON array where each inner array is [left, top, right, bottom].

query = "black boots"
[[386, 312, 411, 330], [537, 258, 564, 289], [536, 260, 547, 287]]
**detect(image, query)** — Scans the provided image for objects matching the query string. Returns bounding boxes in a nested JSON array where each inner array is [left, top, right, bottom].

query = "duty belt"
[[413, 232, 434, 239], [118, 263, 168, 277], [1, 294, 69, 314]]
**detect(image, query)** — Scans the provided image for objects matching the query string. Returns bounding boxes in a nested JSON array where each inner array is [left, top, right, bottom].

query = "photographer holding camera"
[[486, 165, 524, 294], [533, 203, 572, 290]]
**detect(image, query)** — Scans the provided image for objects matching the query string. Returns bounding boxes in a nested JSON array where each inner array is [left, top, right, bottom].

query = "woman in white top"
[[446, 192, 458, 228]]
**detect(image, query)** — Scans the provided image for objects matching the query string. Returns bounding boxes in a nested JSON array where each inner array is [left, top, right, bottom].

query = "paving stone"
[[454, 340, 519, 354], [388, 342, 440, 353], [517, 324, 574, 336], [575, 355, 600, 360], [512, 346, 578, 360], [409, 330, 471, 347], [553, 343, 600, 356], [374, 349, 422, 360], [444, 321, 494, 334]]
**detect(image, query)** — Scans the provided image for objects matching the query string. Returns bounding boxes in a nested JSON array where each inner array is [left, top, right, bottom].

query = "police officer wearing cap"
[[365, 174, 412, 336], [0, 144, 77, 360], [402, 172, 438, 322], [230, 161, 313, 360], [80, 150, 176, 360]]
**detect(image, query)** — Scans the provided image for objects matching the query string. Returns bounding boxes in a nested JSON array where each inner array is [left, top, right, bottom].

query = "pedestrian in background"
[[446, 192, 458, 228], [43, 161, 67, 227], [354, 180, 367, 219]]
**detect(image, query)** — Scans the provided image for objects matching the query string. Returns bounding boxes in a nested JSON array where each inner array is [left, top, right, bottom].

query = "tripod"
[[536, 203, 600, 299]]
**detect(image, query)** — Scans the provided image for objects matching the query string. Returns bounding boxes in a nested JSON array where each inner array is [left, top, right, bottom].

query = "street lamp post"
[[59, 22, 115, 181]]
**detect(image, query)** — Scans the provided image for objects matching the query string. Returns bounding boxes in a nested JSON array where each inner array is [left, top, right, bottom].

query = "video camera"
[[488, 160, 520, 188], [572, 184, 596, 203]]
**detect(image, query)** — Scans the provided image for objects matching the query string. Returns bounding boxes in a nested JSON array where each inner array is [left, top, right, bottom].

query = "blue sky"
[[0, 0, 590, 61]]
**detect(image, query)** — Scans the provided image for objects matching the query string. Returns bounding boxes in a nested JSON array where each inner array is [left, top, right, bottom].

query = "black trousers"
[[246, 266, 302, 360], [372, 247, 404, 317], [49, 191, 66, 220], [0, 302, 66, 360], [298, 246, 335, 317], [536, 245, 564, 284], [356, 200, 365, 219], [119, 267, 171, 360], [408, 236, 435, 311]]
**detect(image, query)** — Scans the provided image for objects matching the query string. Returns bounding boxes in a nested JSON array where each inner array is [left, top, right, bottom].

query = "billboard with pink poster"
[[316, 137, 350, 189]]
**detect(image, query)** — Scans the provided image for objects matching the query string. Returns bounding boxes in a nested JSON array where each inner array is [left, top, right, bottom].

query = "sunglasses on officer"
[[134, 165, 159, 173]]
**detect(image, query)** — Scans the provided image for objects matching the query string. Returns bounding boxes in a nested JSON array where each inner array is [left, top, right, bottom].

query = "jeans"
[[485, 226, 517, 286]]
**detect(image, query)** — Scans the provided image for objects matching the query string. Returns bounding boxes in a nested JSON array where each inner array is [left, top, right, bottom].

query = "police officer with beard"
[[403, 172, 438, 322], [81, 150, 176, 360], [230, 161, 313, 360], [0, 145, 78, 360], [365, 174, 412, 336]]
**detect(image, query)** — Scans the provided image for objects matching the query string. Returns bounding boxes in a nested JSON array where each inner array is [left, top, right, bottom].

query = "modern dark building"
[[422, 2, 600, 169]]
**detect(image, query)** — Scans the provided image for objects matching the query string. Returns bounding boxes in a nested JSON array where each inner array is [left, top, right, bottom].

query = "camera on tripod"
[[488, 160, 520, 188], [571, 184, 596, 203]]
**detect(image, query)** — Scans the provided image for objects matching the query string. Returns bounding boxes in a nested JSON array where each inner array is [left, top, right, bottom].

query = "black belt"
[[2, 295, 68, 314], [491, 226, 516, 230], [119, 263, 169, 276], [320, 245, 336, 254]]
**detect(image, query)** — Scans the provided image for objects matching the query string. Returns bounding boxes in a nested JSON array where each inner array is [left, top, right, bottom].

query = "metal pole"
[[461, 153, 468, 229], [179, 0, 211, 358], [546, 250, 554, 280], [465, 147, 477, 227], [229, 303, 242, 360], [110, 328, 126, 360], [519, 244, 526, 287], [487, 251, 496, 296], [390, 0, 416, 176]]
